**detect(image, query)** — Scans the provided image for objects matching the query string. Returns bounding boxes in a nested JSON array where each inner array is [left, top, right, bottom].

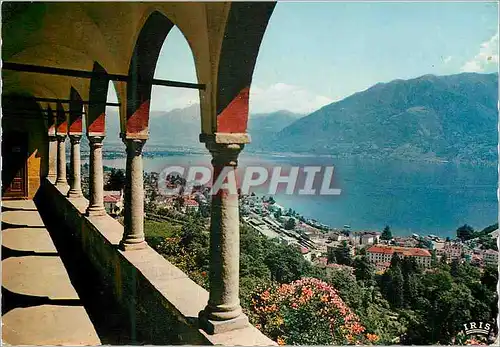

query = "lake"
[[101, 150, 498, 238]]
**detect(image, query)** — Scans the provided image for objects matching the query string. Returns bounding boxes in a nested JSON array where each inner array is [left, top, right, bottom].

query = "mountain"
[[93, 105, 303, 150], [257, 73, 498, 164], [247, 110, 303, 148]]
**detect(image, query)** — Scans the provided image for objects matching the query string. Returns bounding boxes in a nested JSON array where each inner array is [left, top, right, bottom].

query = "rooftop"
[[367, 245, 431, 257]]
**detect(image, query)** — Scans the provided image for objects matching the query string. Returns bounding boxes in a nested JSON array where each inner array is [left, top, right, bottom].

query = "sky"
[[108, 1, 499, 115]]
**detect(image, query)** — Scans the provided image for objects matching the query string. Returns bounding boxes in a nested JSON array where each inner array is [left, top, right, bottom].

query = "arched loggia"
[[87, 62, 109, 136], [118, 10, 178, 253], [119, 3, 277, 335], [1, 94, 47, 198], [214, 2, 276, 134], [54, 102, 69, 189], [67, 87, 84, 198], [85, 62, 110, 216], [197, 2, 276, 334], [46, 106, 57, 182], [125, 11, 175, 137]]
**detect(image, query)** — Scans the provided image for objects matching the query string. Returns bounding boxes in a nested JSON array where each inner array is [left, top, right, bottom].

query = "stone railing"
[[35, 178, 275, 345]]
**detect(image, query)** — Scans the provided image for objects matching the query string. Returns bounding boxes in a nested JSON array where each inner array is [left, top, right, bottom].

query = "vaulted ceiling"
[[2, 2, 275, 137]]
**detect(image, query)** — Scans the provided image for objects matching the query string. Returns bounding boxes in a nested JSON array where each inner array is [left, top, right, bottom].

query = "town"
[[92, 166, 498, 273]]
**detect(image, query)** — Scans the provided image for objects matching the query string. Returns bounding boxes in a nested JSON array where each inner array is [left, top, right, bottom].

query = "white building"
[[367, 245, 432, 268], [441, 241, 464, 260], [103, 190, 123, 216], [483, 249, 498, 267], [183, 199, 199, 213]]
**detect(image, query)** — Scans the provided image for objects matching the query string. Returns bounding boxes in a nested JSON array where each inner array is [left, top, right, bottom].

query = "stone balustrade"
[[35, 178, 276, 346]]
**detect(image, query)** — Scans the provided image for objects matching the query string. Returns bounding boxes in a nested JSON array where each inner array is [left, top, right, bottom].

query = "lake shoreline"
[[96, 150, 497, 238]]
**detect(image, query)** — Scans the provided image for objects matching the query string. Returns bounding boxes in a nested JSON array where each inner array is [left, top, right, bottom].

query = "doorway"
[[2, 132, 29, 199]]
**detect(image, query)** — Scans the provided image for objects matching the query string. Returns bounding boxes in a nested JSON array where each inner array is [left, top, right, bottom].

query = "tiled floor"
[[2, 200, 101, 345]]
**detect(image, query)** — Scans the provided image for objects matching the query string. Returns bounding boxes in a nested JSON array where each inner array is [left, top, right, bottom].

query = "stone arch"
[[1, 93, 49, 193], [55, 102, 68, 136], [69, 87, 84, 135], [125, 11, 175, 137], [46, 105, 56, 136], [86, 62, 109, 135], [214, 2, 276, 134]]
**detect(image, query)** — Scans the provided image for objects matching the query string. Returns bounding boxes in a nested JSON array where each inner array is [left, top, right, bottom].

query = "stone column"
[[47, 135, 58, 182], [67, 135, 83, 198], [199, 140, 248, 334], [86, 135, 106, 216], [55, 135, 68, 188], [120, 137, 147, 251]]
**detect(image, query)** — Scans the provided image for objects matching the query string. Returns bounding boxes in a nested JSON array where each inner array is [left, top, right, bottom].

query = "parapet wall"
[[35, 179, 275, 346]]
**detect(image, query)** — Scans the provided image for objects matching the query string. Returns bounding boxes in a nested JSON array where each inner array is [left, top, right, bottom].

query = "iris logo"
[[462, 321, 492, 336]]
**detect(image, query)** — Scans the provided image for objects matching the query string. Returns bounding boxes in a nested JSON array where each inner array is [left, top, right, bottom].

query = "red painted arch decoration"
[[47, 106, 56, 136], [87, 62, 108, 135], [68, 87, 83, 134], [214, 2, 275, 135], [55, 102, 68, 135], [125, 11, 174, 137]]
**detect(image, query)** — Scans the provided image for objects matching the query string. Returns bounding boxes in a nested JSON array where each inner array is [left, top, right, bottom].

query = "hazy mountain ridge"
[[255, 73, 498, 164], [97, 106, 304, 150], [85, 72, 498, 164]]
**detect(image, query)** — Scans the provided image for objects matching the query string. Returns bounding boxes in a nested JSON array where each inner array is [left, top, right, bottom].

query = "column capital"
[[200, 132, 251, 145], [69, 134, 82, 144], [48, 134, 58, 141], [87, 135, 105, 147], [120, 132, 149, 141], [205, 141, 244, 167], [56, 134, 67, 142], [122, 137, 146, 156]]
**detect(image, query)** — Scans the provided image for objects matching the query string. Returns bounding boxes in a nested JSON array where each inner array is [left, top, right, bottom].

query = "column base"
[[67, 190, 83, 199], [86, 206, 107, 217], [198, 310, 249, 335], [47, 175, 57, 184], [119, 240, 147, 251], [55, 182, 69, 194]]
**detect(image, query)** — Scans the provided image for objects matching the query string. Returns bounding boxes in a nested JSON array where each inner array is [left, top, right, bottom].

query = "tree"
[[417, 238, 432, 249], [380, 264, 404, 309], [354, 255, 374, 285], [179, 219, 209, 269], [327, 247, 337, 264], [379, 254, 405, 309], [456, 224, 474, 242], [284, 217, 296, 230], [334, 241, 353, 266], [450, 259, 460, 278], [381, 225, 392, 240], [105, 168, 126, 191], [481, 264, 499, 292], [440, 252, 448, 265], [264, 242, 311, 283], [274, 209, 282, 220], [390, 252, 402, 268], [327, 267, 364, 310], [430, 249, 438, 267]]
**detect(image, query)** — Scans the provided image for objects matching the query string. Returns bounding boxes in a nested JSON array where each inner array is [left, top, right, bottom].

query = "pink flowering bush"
[[249, 277, 379, 345], [454, 332, 490, 346]]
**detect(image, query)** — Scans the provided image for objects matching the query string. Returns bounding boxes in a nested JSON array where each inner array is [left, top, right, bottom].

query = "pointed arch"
[[56, 101, 68, 135], [215, 2, 276, 134], [69, 87, 84, 135], [87, 62, 108, 135], [46, 105, 56, 136], [125, 11, 175, 137]]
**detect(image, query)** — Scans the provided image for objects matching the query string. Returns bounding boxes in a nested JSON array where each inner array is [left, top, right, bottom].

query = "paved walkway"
[[2, 200, 101, 345]]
